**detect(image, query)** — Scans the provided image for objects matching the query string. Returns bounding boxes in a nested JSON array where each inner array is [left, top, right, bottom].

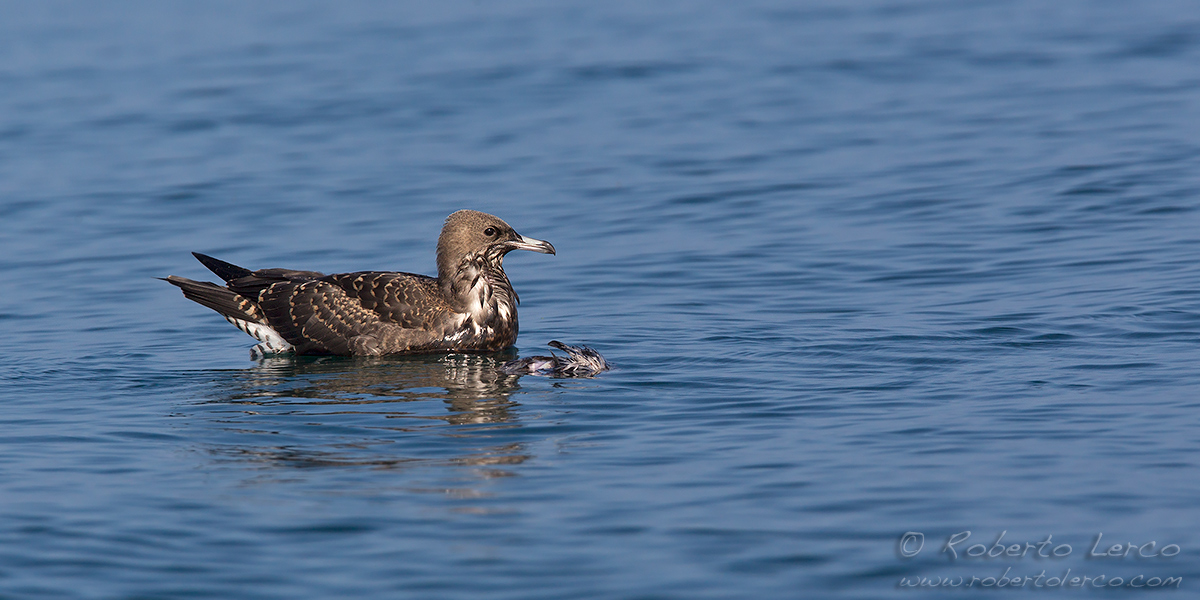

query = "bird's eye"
[[483, 227, 497, 236]]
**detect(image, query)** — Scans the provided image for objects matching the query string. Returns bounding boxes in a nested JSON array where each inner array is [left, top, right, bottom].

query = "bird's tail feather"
[[162, 275, 266, 323]]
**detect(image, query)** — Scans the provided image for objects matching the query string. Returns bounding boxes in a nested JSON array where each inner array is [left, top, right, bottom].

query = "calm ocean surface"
[[2, 1, 1200, 598]]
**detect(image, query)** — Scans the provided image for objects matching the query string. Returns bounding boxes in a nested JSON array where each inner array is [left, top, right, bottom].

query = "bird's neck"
[[441, 255, 518, 325]]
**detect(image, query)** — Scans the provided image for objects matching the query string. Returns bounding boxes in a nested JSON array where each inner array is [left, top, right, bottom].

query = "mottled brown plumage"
[[164, 210, 555, 357]]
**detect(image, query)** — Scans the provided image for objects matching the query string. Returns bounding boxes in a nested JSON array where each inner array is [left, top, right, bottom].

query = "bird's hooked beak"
[[505, 234, 556, 255]]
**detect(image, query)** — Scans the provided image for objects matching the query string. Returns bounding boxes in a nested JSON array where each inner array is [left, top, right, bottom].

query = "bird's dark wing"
[[223, 267, 326, 300], [192, 252, 253, 283], [322, 272, 448, 328], [257, 278, 445, 355]]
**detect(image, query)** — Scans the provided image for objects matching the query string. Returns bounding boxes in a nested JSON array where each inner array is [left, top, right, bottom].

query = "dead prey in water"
[[500, 341, 610, 377]]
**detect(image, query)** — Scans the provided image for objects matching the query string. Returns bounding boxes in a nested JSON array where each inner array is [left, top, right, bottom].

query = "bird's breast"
[[442, 268, 518, 350]]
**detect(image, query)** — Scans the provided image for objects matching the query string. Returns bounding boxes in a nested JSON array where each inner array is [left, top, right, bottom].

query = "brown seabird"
[[164, 210, 555, 357]]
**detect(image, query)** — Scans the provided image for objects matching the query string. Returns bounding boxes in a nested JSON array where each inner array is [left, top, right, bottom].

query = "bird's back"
[[240, 269, 458, 355]]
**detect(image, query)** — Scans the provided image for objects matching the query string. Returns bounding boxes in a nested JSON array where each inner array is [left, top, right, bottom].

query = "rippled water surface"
[[3, 1, 1200, 598]]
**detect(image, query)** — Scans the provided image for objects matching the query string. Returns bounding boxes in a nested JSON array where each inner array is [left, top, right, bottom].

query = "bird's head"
[[436, 210, 555, 281]]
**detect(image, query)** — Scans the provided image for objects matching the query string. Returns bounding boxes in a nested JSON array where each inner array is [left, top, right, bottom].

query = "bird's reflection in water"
[[194, 351, 537, 479], [225, 352, 524, 424]]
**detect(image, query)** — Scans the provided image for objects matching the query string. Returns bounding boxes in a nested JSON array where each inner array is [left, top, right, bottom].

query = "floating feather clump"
[[500, 341, 611, 377]]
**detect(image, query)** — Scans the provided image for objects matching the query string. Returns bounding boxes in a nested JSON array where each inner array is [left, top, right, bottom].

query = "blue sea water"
[[2, 1, 1200, 598]]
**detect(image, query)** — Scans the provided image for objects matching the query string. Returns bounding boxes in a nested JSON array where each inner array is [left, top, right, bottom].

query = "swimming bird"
[[500, 341, 611, 377], [164, 210, 555, 357]]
